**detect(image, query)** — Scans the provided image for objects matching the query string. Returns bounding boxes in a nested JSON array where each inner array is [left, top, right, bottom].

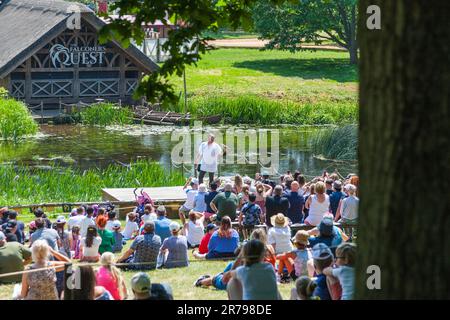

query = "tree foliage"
[[252, 0, 358, 64]]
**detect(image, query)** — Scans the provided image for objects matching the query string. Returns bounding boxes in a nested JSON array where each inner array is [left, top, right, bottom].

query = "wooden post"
[[59, 98, 62, 121], [40, 102, 44, 124]]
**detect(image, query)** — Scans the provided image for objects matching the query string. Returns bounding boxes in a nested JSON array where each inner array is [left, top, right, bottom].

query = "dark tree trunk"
[[348, 41, 358, 65], [356, 0, 450, 299]]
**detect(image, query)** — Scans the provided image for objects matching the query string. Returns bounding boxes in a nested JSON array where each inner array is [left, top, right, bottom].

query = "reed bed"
[[174, 95, 357, 125], [0, 97, 38, 142], [0, 161, 185, 205], [80, 103, 133, 126], [310, 125, 358, 160]]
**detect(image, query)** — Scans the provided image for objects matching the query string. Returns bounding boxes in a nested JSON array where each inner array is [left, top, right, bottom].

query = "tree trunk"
[[348, 41, 358, 65], [355, 0, 450, 299]]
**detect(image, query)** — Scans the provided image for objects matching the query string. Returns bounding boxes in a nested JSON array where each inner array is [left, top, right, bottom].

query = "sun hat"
[[270, 213, 289, 227], [311, 243, 333, 260], [169, 222, 181, 232], [131, 272, 151, 294], [292, 230, 310, 246], [112, 220, 121, 230], [318, 216, 334, 237], [56, 215, 66, 224]]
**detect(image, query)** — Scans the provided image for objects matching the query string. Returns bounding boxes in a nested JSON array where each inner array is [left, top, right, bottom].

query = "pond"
[[0, 124, 357, 179]]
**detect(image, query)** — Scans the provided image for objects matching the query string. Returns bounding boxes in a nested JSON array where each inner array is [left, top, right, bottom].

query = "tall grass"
[[174, 95, 357, 125], [310, 125, 358, 160], [0, 161, 185, 205], [0, 97, 38, 141], [80, 103, 133, 126]]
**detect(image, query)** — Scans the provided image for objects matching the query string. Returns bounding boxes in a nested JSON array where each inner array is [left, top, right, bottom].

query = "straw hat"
[[293, 230, 310, 246], [271, 213, 289, 227]]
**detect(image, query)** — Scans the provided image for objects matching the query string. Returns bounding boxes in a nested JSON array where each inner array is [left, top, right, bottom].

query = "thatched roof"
[[0, 0, 159, 78]]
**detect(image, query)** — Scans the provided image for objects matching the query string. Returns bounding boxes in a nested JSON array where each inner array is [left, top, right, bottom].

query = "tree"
[[252, 0, 358, 64], [100, 0, 258, 105], [356, 0, 450, 299]]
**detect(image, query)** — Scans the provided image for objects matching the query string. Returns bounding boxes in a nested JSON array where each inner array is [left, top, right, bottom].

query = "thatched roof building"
[[0, 0, 159, 107]]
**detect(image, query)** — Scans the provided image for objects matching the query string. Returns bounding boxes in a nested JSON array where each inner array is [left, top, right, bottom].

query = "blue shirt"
[[308, 227, 342, 256], [193, 192, 207, 212], [205, 191, 219, 213], [329, 191, 345, 216], [208, 229, 239, 253], [313, 274, 331, 300], [161, 235, 189, 268], [236, 262, 278, 300], [154, 216, 172, 243], [284, 190, 305, 224]]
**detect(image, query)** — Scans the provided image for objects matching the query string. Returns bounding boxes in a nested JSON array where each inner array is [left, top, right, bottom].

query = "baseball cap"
[[311, 243, 333, 260], [318, 216, 334, 237], [131, 272, 151, 294], [191, 178, 199, 185], [112, 220, 121, 229], [0, 231, 5, 241], [56, 215, 66, 224], [206, 223, 218, 231], [170, 222, 181, 232]]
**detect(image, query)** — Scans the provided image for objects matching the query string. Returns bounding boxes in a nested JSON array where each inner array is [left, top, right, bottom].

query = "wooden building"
[[0, 0, 159, 107]]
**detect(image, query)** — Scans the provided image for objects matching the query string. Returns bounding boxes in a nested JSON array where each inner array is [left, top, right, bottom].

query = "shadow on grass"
[[233, 58, 358, 82]]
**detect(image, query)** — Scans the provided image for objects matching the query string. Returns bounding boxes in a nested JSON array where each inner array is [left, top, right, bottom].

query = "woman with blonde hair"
[[96, 252, 128, 300], [250, 228, 276, 267], [233, 174, 243, 194], [20, 240, 69, 300], [304, 182, 330, 226]]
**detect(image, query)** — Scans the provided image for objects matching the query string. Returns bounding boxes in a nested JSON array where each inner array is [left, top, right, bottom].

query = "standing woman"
[[80, 226, 102, 262], [20, 240, 68, 300], [96, 252, 128, 300], [304, 182, 330, 226]]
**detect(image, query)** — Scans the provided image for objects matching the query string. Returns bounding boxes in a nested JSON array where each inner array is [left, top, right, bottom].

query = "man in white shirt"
[[194, 133, 225, 185], [67, 207, 86, 231], [79, 206, 95, 237]]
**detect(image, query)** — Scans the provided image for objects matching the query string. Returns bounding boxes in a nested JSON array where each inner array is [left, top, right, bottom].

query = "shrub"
[[0, 97, 38, 141], [310, 125, 358, 160], [80, 103, 133, 126]]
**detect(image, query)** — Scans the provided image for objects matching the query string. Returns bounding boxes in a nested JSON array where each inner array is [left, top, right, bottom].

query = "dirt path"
[[207, 38, 346, 51]]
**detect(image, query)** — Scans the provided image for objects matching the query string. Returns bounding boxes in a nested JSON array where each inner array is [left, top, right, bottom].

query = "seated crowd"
[[0, 170, 359, 300]]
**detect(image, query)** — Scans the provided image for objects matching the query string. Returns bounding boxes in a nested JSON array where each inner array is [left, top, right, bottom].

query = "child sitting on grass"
[[123, 212, 139, 240], [184, 211, 204, 248], [323, 242, 356, 300], [310, 243, 334, 300], [290, 276, 319, 300], [238, 193, 262, 240], [196, 223, 217, 255], [276, 230, 313, 282], [225, 239, 279, 300], [105, 211, 117, 231], [111, 221, 124, 253]]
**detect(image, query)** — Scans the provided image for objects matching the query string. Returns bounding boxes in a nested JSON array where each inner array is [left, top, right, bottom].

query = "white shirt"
[[305, 194, 330, 226], [79, 216, 96, 237], [183, 189, 198, 210], [141, 213, 157, 223], [105, 220, 115, 231], [268, 226, 293, 254], [122, 220, 139, 239], [68, 215, 85, 231], [198, 142, 222, 173], [81, 236, 102, 258], [186, 220, 204, 246]]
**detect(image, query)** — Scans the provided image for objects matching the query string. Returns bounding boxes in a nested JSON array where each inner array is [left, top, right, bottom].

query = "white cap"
[[198, 183, 207, 193], [112, 220, 121, 229], [169, 222, 181, 232], [191, 178, 199, 185], [56, 215, 66, 224]]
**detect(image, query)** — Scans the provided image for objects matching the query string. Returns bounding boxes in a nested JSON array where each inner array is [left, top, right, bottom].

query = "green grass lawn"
[[0, 216, 295, 300], [170, 48, 358, 105]]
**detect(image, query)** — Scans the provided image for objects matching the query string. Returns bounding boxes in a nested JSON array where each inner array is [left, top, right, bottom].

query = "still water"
[[0, 124, 357, 179]]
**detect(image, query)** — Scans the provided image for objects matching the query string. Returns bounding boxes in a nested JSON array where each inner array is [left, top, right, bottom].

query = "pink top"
[[96, 266, 121, 300]]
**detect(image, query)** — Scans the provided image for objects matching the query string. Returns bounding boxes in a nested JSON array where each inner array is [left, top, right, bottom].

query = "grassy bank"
[[0, 161, 185, 205], [310, 125, 358, 160], [168, 48, 358, 125]]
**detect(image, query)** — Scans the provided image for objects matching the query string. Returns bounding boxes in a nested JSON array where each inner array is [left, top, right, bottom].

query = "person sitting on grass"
[[184, 211, 205, 248], [159, 222, 189, 269], [276, 230, 313, 283], [70, 225, 81, 259], [196, 223, 217, 255], [310, 243, 334, 300], [96, 252, 128, 300], [68, 265, 114, 300], [80, 226, 102, 263], [290, 276, 318, 300], [210, 182, 239, 222], [33, 208, 52, 229], [250, 228, 276, 268], [308, 215, 343, 256], [179, 177, 199, 222], [117, 221, 161, 270], [68, 207, 85, 231], [79, 206, 95, 238], [141, 204, 157, 225], [54, 216, 72, 258], [225, 239, 280, 300], [0, 231, 32, 285], [111, 221, 124, 253], [4, 211, 25, 244], [154, 206, 172, 243], [192, 183, 208, 215], [194, 246, 243, 290], [193, 216, 239, 260], [268, 213, 293, 255], [323, 242, 356, 300], [96, 215, 115, 255], [204, 182, 219, 223], [105, 211, 117, 231], [238, 193, 262, 240], [123, 212, 139, 240], [30, 218, 60, 251], [131, 272, 173, 300]]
